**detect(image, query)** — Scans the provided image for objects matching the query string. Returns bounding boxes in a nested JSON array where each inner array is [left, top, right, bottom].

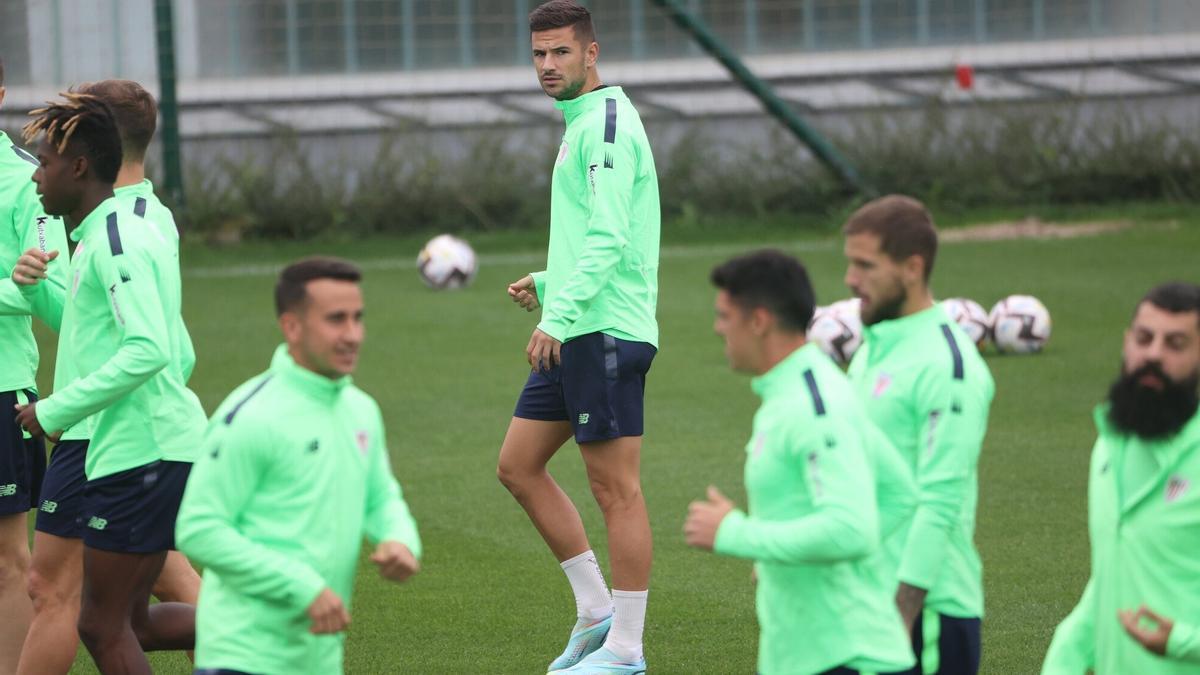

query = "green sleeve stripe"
[[939, 323, 964, 380]]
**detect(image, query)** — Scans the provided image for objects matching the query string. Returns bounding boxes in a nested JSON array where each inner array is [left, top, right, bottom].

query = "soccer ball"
[[941, 298, 991, 349], [808, 298, 863, 366], [989, 295, 1051, 354], [416, 234, 477, 290]]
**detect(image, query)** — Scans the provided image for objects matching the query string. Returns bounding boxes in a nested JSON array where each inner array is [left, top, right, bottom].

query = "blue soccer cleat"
[[551, 646, 646, 674], [547, 615, 613, 673]]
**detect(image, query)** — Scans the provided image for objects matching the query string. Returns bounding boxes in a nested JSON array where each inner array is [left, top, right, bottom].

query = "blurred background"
[[2, 0, 1198, 239]]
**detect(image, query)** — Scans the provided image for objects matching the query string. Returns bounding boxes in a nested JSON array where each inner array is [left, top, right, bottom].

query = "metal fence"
[[3, 0, 1198, 87]]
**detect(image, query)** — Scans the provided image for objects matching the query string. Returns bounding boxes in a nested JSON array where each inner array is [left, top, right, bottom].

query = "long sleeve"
[[176, 419, 326, 614], [530, 270, 547, 307], [362, 416, 422, 559], [1167, 620, 1200, 663], [866, 423, 918, 539], [897, 372, 980, 589], [35, 241, 169, 433], [1041, 578, 1096, 674], [0, 197, 68, 328], [537, 128, 635, 341], [715, 420, 878, 565]]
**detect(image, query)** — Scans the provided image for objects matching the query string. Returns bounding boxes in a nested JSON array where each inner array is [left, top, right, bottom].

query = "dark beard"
[[1107, 362, 1200, 440], [862, 289, 906, 326]]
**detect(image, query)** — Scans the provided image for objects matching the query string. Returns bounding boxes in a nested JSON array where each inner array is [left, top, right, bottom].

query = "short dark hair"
[[74, 80, 157, 162], [23, 93, 122, 184], [1138, 282, 1200, 329], [529, 0, 596, 45], [843, 194, 938, 281], [711, 249, 816, 333], [275, 257, 362, 317]]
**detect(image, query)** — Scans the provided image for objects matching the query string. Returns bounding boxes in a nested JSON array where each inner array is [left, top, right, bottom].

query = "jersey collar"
[[554, 85, 624, 124], [751, 342, 824, 399], [114, 178, 154, 200], [862, 303, 947, 355], [270, 344, 352, 403], [68, 196, 124, 243]]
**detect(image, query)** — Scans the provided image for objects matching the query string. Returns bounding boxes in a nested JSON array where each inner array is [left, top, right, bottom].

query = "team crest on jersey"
[[556, 140, 569, 165], [1166, 475, 1190, 503], [356, 430, 370, 456], [872, 373, 893, 398]]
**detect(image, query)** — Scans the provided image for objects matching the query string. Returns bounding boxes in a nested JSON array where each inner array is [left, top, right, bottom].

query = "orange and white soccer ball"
[[989, 294, 1051, 354], [416, 234, 477, 290]]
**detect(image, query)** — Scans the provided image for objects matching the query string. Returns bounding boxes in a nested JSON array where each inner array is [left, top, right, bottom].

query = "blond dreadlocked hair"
[[23, 92, 123, 183]]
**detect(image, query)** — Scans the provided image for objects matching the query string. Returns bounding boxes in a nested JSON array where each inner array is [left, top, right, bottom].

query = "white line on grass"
[[185, 239, 838, 279]]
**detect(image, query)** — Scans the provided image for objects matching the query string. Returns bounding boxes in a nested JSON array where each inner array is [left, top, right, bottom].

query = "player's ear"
[[586, 41, 598, 68], [279, 311, 302, 343], [901, 254, 925, 286], [749, 306, 772, 337], [70, 153, 89, 181]]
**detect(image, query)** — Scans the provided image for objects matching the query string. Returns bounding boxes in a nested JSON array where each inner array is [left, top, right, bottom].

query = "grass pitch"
[[40, 210, 1198, 673]]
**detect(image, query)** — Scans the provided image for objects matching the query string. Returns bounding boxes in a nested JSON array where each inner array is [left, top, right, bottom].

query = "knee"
[[496, 457, 537, 495], [26, 565, 72, 612], [76, 608, 115, 649], [588, 476, 643, 514]]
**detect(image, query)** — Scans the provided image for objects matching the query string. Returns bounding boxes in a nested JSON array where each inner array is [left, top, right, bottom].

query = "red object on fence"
[[955, 63, 975, 90]]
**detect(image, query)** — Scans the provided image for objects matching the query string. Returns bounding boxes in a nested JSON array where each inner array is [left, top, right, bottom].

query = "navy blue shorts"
[[0, 389, 46, 516], [83, 459, 191, 553], [514, 332, 656, 444], [901, 612, 982, 675], [35, 440, 89, 538]]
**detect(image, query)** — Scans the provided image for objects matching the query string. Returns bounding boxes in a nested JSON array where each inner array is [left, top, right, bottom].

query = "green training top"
[[530, 86, 661, 348], [1042, 406, 1200, 674], [4, 180, 190, 442], [715, 343, 916, 675], [34, 196, 206, 477], [177, 345, 423, 675], [848, 303, 995, 619], [0, 131, 69, 393]]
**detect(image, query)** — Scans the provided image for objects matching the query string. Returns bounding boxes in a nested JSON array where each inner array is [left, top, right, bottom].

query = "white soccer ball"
[[989, 294, 1051, 354], [941, 297, 992, 349], [808, 298, 863, 366], [416, 234, 477, 290]]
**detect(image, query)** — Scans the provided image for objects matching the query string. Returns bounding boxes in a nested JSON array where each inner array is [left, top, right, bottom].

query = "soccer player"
[[15, 92, 205, 672], [842, 195, 995, 674], [498, 1, 660, 672], [10, 79, 200, 674], [1042, 282, 1200, 674], [0, 56, 69, 673], [176, 257, 422, 674], [684, 249, 916, 675]]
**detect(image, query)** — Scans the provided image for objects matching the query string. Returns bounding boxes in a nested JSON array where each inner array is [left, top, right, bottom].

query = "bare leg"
[[0, 512, 32, 675], [151, 551, 200, 662], [579, 437, 651, 591], [496, 418, 589, 561], [17, 531, 83, 675], [78, 547, 194, 675]]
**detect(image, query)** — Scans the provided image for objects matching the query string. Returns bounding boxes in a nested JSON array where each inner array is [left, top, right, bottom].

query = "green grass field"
[[39, 209, 1198, 673]]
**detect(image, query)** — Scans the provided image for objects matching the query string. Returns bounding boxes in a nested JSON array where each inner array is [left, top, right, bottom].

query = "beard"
[[1107, 361, 1200, 440], [862, 285, 906, 326]]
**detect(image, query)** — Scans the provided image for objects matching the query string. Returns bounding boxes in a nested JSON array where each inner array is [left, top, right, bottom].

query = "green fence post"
[[153, 0, 186, 215], [403, 0, 416, 70], [916, 0, 930, 44], [649, 0, 875, 197], [285, 0, 300, 74], [344, 0, 359, 72], [859, 0, 873, 49], [516, 0, 529, 63]]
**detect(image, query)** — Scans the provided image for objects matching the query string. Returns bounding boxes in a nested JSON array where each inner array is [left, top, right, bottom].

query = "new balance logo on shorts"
[[0, 484, 16, 497], [40, 500, 58, 513], [578, 413, 590, 425], [88, 517, 108, 531]]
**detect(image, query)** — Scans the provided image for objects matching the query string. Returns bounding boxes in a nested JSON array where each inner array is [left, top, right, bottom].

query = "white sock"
[[604, 589, 648, 662], [561, 550, 612, 623]]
